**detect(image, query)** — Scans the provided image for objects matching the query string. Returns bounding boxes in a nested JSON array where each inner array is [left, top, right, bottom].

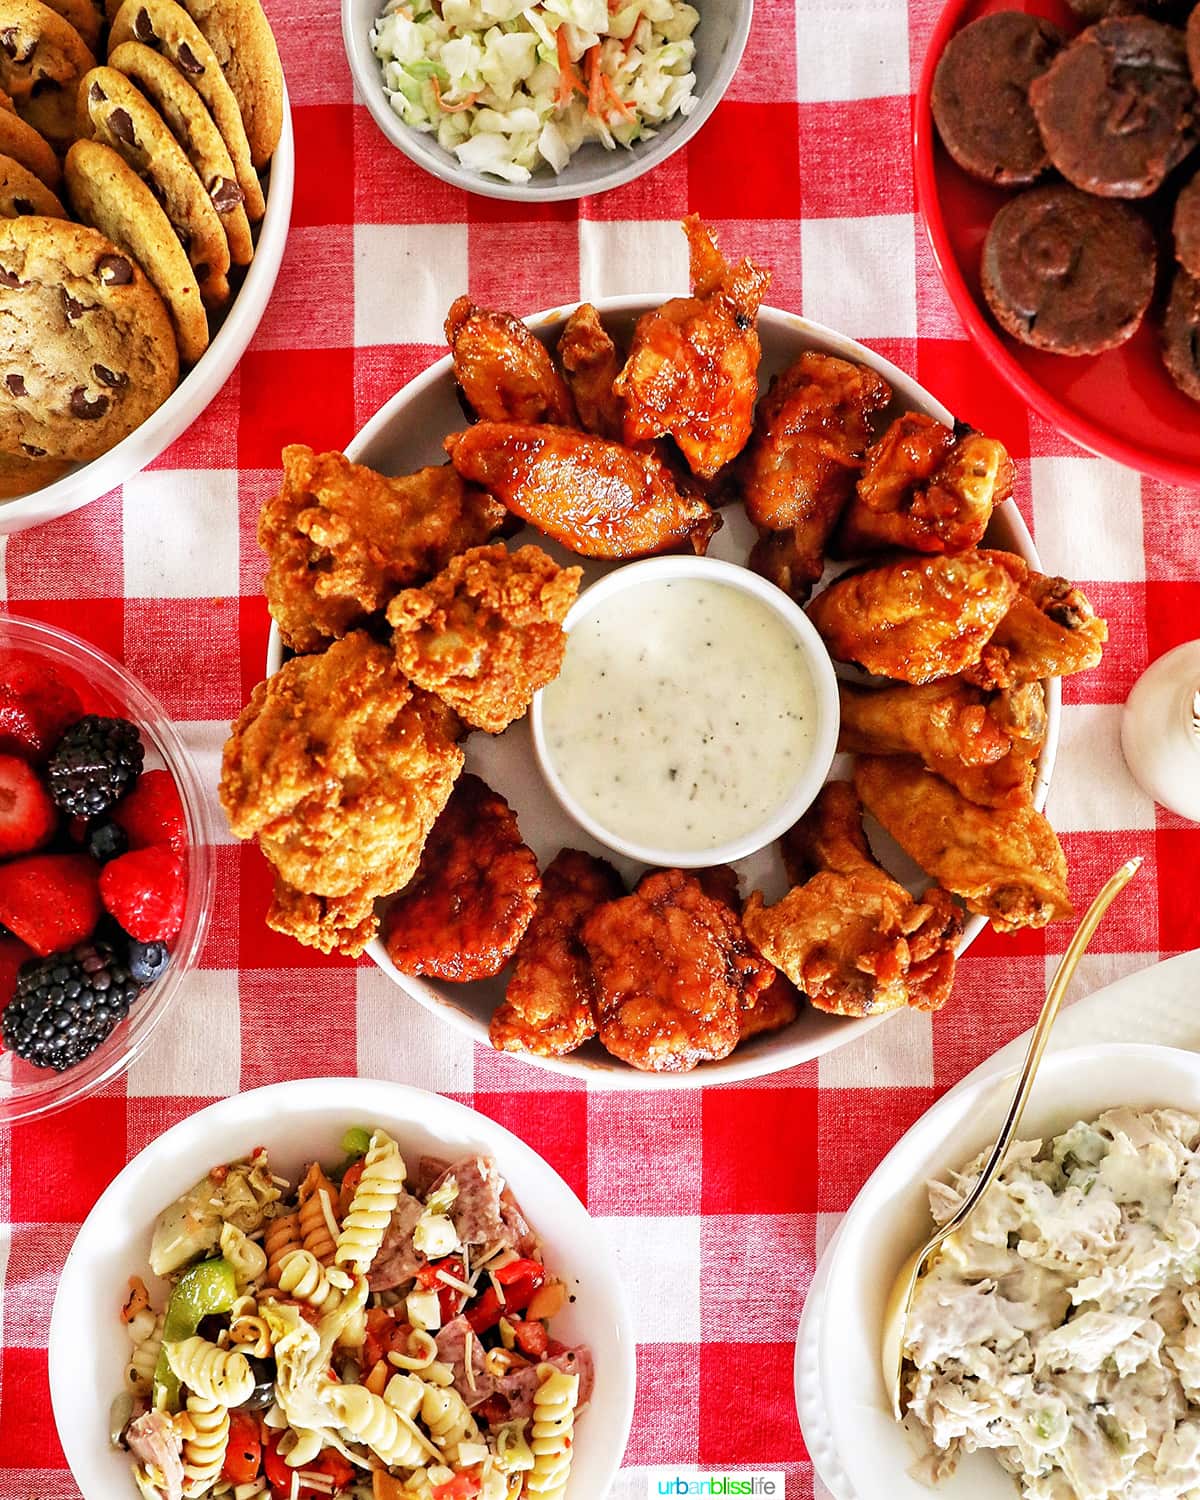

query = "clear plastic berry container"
[[0, 615, 214, 1126]]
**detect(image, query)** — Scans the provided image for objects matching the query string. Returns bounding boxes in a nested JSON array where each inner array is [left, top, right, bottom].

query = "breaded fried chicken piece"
[[557, 303, 624, 439], [220, 632, 464, 899], [581, 867, 775, 1073], [695, 865, 801, 1040], [833, 413, 1015, 558], [267, 877, 379, 958], [744, 783, 963, 1018], [446, 295, 576, 425], [490, 847, 624, 1058], [386, 543, 582, 735], [259, 445, 507, 653], [806, 550, 1021, 684], [855, 754, 1073, 932], [382, 774, 540, 982], [615, 215, 771, 479], [963, 556, 1107, 690], [743, 352, 892, 602], [446, 422, 720, 559]]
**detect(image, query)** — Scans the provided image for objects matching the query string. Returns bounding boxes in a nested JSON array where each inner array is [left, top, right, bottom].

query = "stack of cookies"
[[0, 0, 285, 500]]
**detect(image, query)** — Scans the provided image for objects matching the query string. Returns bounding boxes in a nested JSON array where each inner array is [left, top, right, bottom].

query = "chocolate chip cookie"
[[108, 0, 265, 221], [65, 137, 208, 362], [0, 215, 178, 462], [175, 0, 283, 168], [933, 12, 1064, 186], [0, 0, 95, 150], [108, 40, 251, 266], [0, 448, 70, 498], [1029, 17, 1196, 198], [982, 183, 1157, 355], [1162, 267, 1200, 399], [78, 64, 230, 307], [0, 107, 58, 188], [0, 152, 66, 217], [1176, 169, 1200, 277], [1190, 4, 1200, 88], [39, 0, 101, 50]]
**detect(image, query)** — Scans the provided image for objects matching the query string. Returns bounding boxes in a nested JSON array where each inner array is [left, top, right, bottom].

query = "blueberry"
[[87, 821, 129, 864], [127, 940, 171, 985]]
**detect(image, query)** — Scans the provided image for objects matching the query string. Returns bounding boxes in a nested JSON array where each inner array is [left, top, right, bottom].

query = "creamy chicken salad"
[[904, 1107, 1200, 1500]]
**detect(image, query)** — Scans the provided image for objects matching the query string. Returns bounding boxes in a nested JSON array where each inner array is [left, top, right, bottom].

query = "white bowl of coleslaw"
[[342, 0, 752, 199]]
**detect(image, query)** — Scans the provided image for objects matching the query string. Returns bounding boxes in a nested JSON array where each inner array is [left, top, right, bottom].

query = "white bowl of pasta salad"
[[48, 1078, 635, 1500]]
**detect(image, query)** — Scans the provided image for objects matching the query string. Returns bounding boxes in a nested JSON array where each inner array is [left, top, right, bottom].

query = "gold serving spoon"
[[880, 856, 1143, 1420]]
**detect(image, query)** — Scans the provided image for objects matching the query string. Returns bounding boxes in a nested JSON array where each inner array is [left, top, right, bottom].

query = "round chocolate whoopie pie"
[[1175, 170, 1200, 276], [1162, 267, 1200, 398]]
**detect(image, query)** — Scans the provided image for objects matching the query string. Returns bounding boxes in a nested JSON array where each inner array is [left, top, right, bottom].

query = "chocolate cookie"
[[1176, 169, 1200, 275], [1191, 4, 1200, 89], [108, 0, 265, 221], [0, 152, 66, 216], [0, 0, 95, 150], [175, 0, 283, 168], [1067, 0, 1181, 19], [108, 41, 252, 266], [65, 137, 208, 362], [1029, 17, 1196, 197], [0, 107, 58, 188], [0, 215, 178, 462], [78, 65, 230, 307], [933, 12, 1064, 186], [1162, 267, 1200, 398], [982, 183, 1157, 354], [0, 448, 70, 498]]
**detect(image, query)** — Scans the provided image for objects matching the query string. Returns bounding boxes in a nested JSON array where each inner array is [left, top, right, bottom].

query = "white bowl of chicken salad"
[[49, 1077, 635, 1500], [810, 1042, 1200, 1500], [342, 0, 752, 197]]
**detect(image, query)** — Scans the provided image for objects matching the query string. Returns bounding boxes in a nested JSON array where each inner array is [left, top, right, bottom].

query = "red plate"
[[914, 0, 1200, 487]]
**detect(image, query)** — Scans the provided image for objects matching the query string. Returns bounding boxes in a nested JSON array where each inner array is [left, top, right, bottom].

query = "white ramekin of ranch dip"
[[530, 554, 840, 869]]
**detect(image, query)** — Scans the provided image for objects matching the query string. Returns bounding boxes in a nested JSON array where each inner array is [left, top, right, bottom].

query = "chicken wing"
[[964, 558, 1108, 689], [220, 632, 465, 901], [744, 783, 963, 1017], [445, 295, 576, 425], [557, 303, 625, 439], [386, 542, 581, 735], [742, 352, 892, 601], [854, 754, 1073, 932], [258, 445, 507, 654], [382, 773, 540, 982], [614, 215, 771, 479], [445, 422, 720, 558], [806, 550, 1021, 684], [695, 865, 801, 1040], [490, 847, 624, 1058], [267, 877, 379, 958], [838, 678, 1045, 809], [580, 867, 775, 1072], [833, 414, 1014, 558]]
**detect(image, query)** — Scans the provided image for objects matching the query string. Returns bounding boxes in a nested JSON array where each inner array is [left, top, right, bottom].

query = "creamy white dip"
[[905, 1107, 1200, 1500], [538, 576, 818, 854]]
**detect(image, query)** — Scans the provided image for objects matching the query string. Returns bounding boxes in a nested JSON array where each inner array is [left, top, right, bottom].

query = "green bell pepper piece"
[[152, 1257, 238, 1411]]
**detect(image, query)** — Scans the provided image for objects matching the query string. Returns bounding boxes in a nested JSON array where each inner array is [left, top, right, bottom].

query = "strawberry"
[[0, 853, 102, 957], [113, 769, 187, 854], [0, 933, 33, 1008], [0, 754, 57, 856], [0, 653, 83, 763], [100, 846, 186, 941]]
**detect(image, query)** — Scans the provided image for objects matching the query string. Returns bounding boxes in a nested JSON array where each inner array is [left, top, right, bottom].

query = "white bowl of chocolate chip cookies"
[[0, 0, 293, 532]]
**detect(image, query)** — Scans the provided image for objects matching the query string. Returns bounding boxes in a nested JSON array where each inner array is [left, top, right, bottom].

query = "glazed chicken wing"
[[382, 773, 540, 982], [744, 783, 963, 1017], [490, 848, 624, 1058], [614, 215, 771, 479], [557, 303, 625, 439], [267, 877, 379, 958], [806, 550, 1021, 683], [258, 445, 507, 654], [854, 754, 1073, 932], [695, 865, 801, 1040], [838, 678, 1046, 809], [742, 352, 892, 601], [964, 558, 1108, 689], [833, 414, 1014, 558], [445, 422, 720, 558], [386, 543, 581, 735], [445, 295, 576, 425], [580, 867, 775, 1073], [220, 633, 465, 901]]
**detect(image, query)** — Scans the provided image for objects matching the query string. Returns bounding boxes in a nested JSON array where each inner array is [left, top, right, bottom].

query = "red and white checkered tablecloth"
[[2, 0, 1200, 1494]]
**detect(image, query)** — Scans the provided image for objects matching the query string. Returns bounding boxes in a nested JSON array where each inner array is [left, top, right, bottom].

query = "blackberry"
[[127, 939, 170, 985], [1, 941, 144, 1071], [87, 820, 129, 864], [47, 716, 144, 819]]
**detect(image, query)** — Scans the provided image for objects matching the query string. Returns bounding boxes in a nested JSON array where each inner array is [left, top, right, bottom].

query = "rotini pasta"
[[227, 1295, 273, 1360], [263, 1211, 303, 1284], [297, 1162, 341, 1265], [324, 1383, 414, 1467], [126, 1312, 164, 1397], [420, 1384, 480, 1465], [273, 1248, 338, 1309], [219, 1221, 268, 1290], [165, 1337, 254, 1407], [181, 1395, 229, 1498], [334, 1130, 406, 1275], [525, 1366, 579, 1500]]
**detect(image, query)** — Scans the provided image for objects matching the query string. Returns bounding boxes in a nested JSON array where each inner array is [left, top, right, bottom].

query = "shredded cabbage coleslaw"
[[370, 0, 700, 183]]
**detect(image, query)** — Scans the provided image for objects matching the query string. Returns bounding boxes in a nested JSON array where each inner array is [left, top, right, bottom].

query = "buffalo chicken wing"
[[445, 295, 576, 426], [964, 558, 1108, 689], [557, 303, 625, 439]]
